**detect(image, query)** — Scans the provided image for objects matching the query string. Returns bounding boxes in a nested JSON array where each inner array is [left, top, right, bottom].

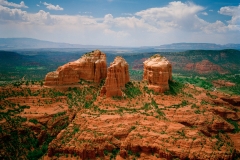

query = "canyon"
[[0, 50, 239, 160]]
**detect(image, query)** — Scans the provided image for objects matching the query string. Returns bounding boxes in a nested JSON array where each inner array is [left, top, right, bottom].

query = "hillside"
[[129, 49, 240, 75], [0, 77, 239, 159], [158, 43, 240, 50], [0, 50, 85, 81]]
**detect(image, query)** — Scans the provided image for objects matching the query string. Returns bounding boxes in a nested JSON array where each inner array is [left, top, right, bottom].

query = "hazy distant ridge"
[[158, 43, 240, 50], [0, 38, 240, 50], [0, 38, 114, 49]]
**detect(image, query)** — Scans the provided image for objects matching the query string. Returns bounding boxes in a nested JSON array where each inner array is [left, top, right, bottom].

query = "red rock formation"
[[45, 50, 107, 86], [185, 60, 227, 74], [100, 56, 129, 97], [143, 54, 172, 93], [212, 80, 235, 87], [47, 113, 235, 160]]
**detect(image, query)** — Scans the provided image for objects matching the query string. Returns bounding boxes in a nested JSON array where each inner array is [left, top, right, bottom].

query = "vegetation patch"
[[29, 118, 38, 124], [164, 80, 183, 95], [227, 119, 239, 133], [123, 82, 142, 98]]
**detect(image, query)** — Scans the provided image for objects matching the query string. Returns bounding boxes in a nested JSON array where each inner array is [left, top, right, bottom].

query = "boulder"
[[143, 54, 172, 93], [100, 56, 129, 97], [45, 50, 107, 86]]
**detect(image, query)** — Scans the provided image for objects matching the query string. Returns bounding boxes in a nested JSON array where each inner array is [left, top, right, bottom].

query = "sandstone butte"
[[100, 56, 130, 97], [143, 54, 172, 93], [44, 50, 107, 86]]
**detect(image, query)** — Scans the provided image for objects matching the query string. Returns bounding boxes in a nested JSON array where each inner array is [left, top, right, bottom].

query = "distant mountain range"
[[0, 38, 115, 50], [157, 43, 240, 50], [0, 38, 240, 50]]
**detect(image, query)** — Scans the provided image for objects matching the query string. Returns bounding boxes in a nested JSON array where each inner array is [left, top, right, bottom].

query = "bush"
[[29, 118, 38, 124], [27, 148, 44, 160], [164, 80, 183, 95], [227, 119, 239, 133], [123, 82, 142, 98]]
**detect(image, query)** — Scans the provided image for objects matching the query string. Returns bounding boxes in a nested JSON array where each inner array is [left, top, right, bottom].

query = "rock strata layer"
[[100, 56, 129, 97], [185, 60, 227, 74], [45, 50, 107, 85], [143, 54, 172, 93]]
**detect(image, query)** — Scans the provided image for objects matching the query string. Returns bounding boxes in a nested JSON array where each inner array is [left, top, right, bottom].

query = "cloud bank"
[[0, 1, 239, 46]]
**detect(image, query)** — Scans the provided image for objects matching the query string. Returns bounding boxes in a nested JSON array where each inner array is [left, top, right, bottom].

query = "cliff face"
[[100, 56, 129, 97], [185, 60, 227, 74], [194, 60, 227, 74], [45, 50, 107, 86], [143, 54, 172, 93]]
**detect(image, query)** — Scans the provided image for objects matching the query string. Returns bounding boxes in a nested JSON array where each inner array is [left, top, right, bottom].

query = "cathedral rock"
[[100, 56, 130, 97], [44, 50, 107, 86], [143, 54, 172, 93]]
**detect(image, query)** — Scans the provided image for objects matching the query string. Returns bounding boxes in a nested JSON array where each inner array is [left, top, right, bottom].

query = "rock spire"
[[100, 56, 129, 97]]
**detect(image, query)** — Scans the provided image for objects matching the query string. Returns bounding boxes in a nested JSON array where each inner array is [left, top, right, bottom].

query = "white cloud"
[[218, 5, 240, 31], [135, 1, 205, 32], [0, 5, 57, 25], [43, 2, 63, 11], [136, 1, 204, 20], [0, 1, 239, 46], [201, 12, 208, 15], [0, 5, 28, 21], [0, 0, 28, 8], [36, 4, 40, 7]]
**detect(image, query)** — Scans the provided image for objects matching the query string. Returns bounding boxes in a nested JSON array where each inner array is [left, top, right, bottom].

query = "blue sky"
[[0, 0, 239, 46]]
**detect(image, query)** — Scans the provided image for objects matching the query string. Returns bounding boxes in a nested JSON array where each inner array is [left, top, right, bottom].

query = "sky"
[[0, 0, 239, 46]]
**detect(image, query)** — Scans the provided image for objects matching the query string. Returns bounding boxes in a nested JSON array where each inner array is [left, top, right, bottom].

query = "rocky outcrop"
[[185, 60, 227, 74], [212, 80, 235, 87], [47, 113, 235, 160], [143, 54, 172, 93], [45, 50, 107, 85], [221, 96, 240, 106], [100, 56, 129, 97]]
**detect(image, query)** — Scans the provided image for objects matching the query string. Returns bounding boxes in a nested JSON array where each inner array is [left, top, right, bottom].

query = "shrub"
[[29, 118, 38, 124], [156, 109, 165, 116], [227, 119, 239, 133], [123, 82, 142, 98], [164, 80, 183, 95]]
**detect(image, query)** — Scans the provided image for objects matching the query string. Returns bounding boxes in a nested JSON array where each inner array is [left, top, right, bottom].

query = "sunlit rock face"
[[45, 50, 107, 86], [100, 56, 129, 97], [143, 54, 172, 93]]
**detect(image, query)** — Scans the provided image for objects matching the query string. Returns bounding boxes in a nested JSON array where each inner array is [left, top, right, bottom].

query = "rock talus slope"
[[100, 56, 129, 97], [45, 50, 107, 86], [143, 54, 172, 93]]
